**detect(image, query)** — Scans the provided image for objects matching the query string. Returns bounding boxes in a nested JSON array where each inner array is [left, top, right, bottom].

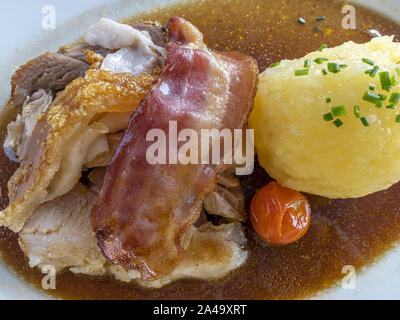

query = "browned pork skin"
[[91, 17, 258, 281]]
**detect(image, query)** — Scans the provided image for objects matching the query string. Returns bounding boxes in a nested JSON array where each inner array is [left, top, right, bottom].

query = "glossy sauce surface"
[[1, 0, 400, 299]]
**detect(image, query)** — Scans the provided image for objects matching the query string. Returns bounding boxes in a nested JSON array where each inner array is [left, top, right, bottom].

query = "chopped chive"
[[396, 115, 400, 123], [365, 70, 372, 75], [323, 113, 334, 121], [389, 92, 400, 105], [387, 104, 396, 110], [333, 119, 344, 127], [326, 97, 331, 103], [360, 116, 370, 127], [304, 59, 312, 68], [322, 68, 328, 75], [369, 66, 380, 77], [331, 105, 347, 116], [327, 63, 341, 73], [369, 84, 375, 90], [363, 91, 382, 104], [314, 26, 320, 32], [316, 16, 326, 21], [318, 44, 328, 52], [295, 69, 309, 76], [269, 61, 280, 68], [353, 105, 361, 118], [379, 71, 393, 92], [340, 64, 348, 69], [391, 74, 399, 86], [362, 58, 374, 66], [379, 94, 387, 101], [376, 101, 384, 108], [298, 17, 306, 24], [314, 57, 328, 64]]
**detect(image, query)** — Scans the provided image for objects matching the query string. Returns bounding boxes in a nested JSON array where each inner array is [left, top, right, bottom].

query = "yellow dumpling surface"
[[249, 36, 400, 199]]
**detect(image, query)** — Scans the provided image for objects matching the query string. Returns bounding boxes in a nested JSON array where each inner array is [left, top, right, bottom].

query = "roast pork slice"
[[111, 222, 247, 288], [11, 52, 89, 107], [19, 183, 107, 275], [4, 89, 53, 162]]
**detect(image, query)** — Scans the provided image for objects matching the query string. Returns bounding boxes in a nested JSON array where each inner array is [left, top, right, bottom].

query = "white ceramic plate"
[[0, 0, 399, 300]]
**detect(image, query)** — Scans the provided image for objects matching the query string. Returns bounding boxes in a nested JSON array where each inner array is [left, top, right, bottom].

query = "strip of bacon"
[[91, 17, 258, 280]]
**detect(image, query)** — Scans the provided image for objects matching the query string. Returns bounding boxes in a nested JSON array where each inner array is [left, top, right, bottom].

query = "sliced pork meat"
[[20, 181, 246, 287], [19, 183, 106, 275], [1, 17, 167, 232], [203, 184, 246, 221], [12, 18, 166, 108], [129, 21, 167, 47], [11, 53, 89, 107], [0, 69, 157, 232], [91, 17, 258, 280], [4, 89, 53, 162]]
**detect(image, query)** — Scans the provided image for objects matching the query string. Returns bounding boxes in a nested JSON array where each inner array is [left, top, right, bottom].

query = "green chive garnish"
[[369, 84, 375, 91], [396, 115, 400, 123], [270, 61, 281, 68], [363, 91, 382, 104], [323, 113, 334, 121], [304, 59, 312, 68], [331, 105, 347, 116], [314, 57, 328, 64], [387, 104, 396, 110], [389, 92, 400, 105], [362, 58, 374, 66], [369, 66, 379, 77], [379, 94, 387, 101], [326, 98, 331, 103], [318, 44, 328, 52], [333, 119, 344, 127], [314, 26, 320, 32], [353, 105, 361, 118], [340, 64, 348, 69], [360, 117, 370, 127], [322, 68, 328, 76], [298, 17, 306, 24], [327, 63, 341, 73], [379, 71, 393, 92], [316, 16, 326, 21], [376, 101, 384, 108], [391, 74, 399, 86], [295, 69, 309, 76]]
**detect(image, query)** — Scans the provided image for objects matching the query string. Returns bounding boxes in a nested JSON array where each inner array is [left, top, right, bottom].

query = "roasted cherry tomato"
[[249, 181, 311, 245]]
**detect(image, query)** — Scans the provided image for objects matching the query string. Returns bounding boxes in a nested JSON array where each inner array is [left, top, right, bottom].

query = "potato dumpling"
[[249, 36, 400, 199]]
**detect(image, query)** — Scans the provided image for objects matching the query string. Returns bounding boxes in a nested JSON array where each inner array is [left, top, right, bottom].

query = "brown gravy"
[[1, 0, 400, 300]]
